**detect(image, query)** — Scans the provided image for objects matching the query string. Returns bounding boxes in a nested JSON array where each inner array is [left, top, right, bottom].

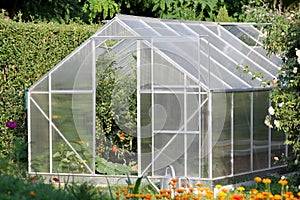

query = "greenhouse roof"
[[92, 14, 281, 92]]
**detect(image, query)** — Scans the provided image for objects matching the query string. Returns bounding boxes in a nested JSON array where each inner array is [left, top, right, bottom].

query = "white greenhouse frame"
[[27, 15, 287, 184]]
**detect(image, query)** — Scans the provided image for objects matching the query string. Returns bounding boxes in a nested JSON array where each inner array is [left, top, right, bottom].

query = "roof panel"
[[100, 15, 282, 91]]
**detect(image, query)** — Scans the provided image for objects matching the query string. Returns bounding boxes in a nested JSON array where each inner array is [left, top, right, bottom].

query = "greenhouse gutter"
[[210, 86, 275, 93]]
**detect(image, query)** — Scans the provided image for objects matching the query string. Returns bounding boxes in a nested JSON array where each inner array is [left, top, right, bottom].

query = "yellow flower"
[[254, 177, 262, 183], [218, 191, 227, 197], [278, 179, 288, 186], [236, 186, 245, 192], [262, 178, 271, 184], [215, 184, 222, 189], [273, 194, 282, 199], [129, 185, 134, 189]]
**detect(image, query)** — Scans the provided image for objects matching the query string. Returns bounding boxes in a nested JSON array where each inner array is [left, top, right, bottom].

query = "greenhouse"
[[27, 14, 287, 183]]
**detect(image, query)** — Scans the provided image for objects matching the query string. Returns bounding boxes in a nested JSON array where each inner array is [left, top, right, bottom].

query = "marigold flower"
[[262, 178, 271, 184], [215, 184, 222, 189], [195, 182, 204, 187], [29, 191, 35, 196], [273, 194, 282, 199], [278, 179, 288, 186], [254, 177, 262, 183], [175, 188, 185, 193], [160, 189, 171, 194], [251, 189, 258, 194], [218, 191, 227, 197], [298, 191, 300, 197], [236, 186, 245, 192], [129, 185, 134, 189]]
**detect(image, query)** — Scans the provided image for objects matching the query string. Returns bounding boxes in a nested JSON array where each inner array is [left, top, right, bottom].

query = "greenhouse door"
[[138, 38, 209, 178]]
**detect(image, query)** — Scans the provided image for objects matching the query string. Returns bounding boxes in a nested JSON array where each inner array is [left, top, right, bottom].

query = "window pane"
[[234, 92, 251, 174], [212, 93, 232, 178], [253, 91, 269, 170]]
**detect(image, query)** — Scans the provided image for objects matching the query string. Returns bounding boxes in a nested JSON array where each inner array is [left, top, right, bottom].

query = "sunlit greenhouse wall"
[[211, 91, 287, 179], [29, 40, 94, 174]]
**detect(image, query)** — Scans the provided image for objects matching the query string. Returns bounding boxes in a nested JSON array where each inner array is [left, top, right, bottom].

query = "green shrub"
[[0, 16, 98, 175]]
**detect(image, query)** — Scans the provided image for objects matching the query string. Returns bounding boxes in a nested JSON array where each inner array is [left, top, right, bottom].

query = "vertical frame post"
[[136, 39, 141, 176]]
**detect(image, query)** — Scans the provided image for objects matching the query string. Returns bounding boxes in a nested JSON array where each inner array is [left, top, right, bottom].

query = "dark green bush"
[[0, 16, 98, 175]]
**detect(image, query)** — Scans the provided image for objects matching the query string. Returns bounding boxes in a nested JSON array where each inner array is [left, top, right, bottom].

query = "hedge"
[[0, 17, 98, 160]]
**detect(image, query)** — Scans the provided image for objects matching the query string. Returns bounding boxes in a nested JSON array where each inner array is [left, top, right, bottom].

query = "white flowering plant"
[[243, 2, 300, 169]]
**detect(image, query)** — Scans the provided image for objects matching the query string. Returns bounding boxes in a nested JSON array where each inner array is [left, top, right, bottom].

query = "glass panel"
[[140, 93, 152, 175], [122, 19, 159, 36], [200, 94, 209, 178], [31, 94, 49, 118], [30, 101, 49, 172], [52, 129, 91, 174], [51, 93, 93, 173], [52, 94, 81, 143], [31, 77, 48, 92], [144, 21, 178, 36], [51, 40, 93, 90], [253, 91, 269, 170], [234, 92, 251, 174], [154, 134, 184, 176], [187, 134, 200, 177], [187, 93, 199, 131], [153, 51, 185, 85], [140, 41, 152, 90], [212, 93, 232, 177], [96, 20, 134, 37], [154, 94, 184, 131], [271, 130, 286, 167]]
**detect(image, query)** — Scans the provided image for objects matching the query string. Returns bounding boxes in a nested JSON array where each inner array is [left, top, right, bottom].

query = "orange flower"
[[160, 189, 171, 194], [297, 191, 300, 197], [254, 177, 262, 183], [29, 191, 35, 196], [129, 185, 134, 189], [195, 182, 204, 187], [273, 194, 282, 199], [262, 178, 271, 184], [175, 188, 185, 193], [278, 179, 288, 186]]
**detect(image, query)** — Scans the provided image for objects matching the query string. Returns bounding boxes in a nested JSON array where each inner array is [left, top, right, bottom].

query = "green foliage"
[[0, 175, 73, 200], [215, 6, 235, 22], [243, 1, 300, 165], [52, 142, 91, 174], [83, 0, 120, 23], [22, 0, 86, 23], [95, 157, 134, 175], [95, 47, 137, 174], [151, 0, 219, 20], [0, 16, 97, 175]]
